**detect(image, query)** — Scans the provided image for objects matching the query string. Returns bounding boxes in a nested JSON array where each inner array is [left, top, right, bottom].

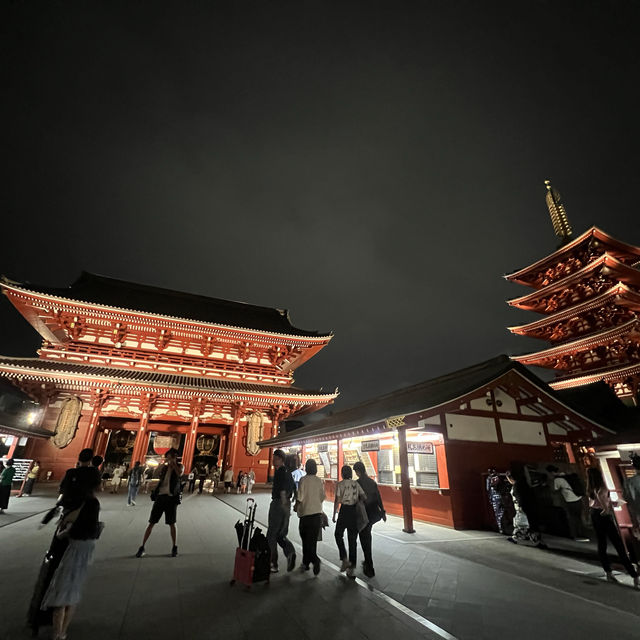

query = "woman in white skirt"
[[42, 489, 101, 640]]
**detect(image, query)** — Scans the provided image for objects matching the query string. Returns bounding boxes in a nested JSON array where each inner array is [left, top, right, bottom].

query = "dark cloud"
[[2, 1, 639, 415]]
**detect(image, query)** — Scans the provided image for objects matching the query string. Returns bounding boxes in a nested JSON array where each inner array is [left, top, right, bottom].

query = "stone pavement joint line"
[[216, 495, 459, 640]]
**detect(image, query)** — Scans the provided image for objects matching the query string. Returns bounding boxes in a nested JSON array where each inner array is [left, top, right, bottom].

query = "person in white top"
[[547, 465, 588, 541], [247, 469, 256, 494], [295, 459, 326, 575], [333, 465, 366, 577], [586, 466, 638, 587], [110, 464, 125, 494], [222, 467, 234, 493]]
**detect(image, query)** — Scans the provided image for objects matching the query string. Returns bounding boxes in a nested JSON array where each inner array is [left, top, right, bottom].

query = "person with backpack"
[[353, 461, 385, 578], [333, 465, 366, 578], [547, 465, 589, 541]]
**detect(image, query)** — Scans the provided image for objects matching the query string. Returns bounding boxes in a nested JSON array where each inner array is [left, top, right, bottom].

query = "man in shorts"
[[136, 448, 183, 558]]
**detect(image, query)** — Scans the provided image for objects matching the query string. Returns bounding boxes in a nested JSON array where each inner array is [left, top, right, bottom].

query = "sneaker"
[[270, 564, 279, 573], [300, 564, 310, 572], [574, 537, 590, 542], [287, 552, 296, 572], [313, 560, 321, 576], [171, 545, 178, 557], [506, 537, 516, 544], [340, 558, 350, 572], [606, 573, 619, 584], [362, 562, 375, 578], [131, 501, 136, 506], [135, 546, 145, 558], [346, 566, 355, 579]]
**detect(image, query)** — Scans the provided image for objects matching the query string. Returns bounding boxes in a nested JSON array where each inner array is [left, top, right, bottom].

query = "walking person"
[[28, 448, 100, 636], [267, 449, 296, 573], [223, 466, 234, 493], [236, 470, 244, 494], [333, 465, 366, 578], [23, 460, 41, 496], [0, 458, 16, 514], [110, 464, 124, 494], [127, 461, 143, 506], [187, 468, 197, 493], [136, 448, 183, 558], [587, 466, 639, 587], [247, 468, 255, 494], [296, 459, 325, 575], [41, 484, 102, 640], [354, 461, 386, 577], [198, 466, 207, 494]]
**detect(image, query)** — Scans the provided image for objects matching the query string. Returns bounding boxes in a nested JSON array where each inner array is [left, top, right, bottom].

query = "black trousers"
[[590, 508, 637, 577], [359, 523, 373, 567], [299, 513, 322, 567], [564, 499, 586, 538], [335, 504, 358, 566]]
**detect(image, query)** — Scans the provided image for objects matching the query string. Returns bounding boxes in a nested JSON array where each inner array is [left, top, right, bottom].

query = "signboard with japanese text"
[[407, 442, 434, 454], [361, 439, 380, 452]]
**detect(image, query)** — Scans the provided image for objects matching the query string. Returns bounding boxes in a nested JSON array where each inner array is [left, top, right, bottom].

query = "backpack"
[[564, 473, 585, 497], [249, 527, 271, 583]]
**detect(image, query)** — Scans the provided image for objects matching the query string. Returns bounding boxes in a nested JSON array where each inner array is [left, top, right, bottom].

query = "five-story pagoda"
[[506, 182, 640, 404]]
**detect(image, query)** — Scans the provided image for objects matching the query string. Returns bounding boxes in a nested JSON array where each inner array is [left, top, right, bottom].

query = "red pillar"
[[397, 426, 415, 533], [7, 437, 18, 459], [182, 414, 200, 474], [82, 389, 106, 450], [131, 412, 150, 464], [94, 429, 110, 459]]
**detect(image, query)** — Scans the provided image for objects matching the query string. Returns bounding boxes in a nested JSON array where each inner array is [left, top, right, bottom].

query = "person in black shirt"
[[354, 461, 386, 578], [267, 449, 296, 572], [58, 449, 101, 512]]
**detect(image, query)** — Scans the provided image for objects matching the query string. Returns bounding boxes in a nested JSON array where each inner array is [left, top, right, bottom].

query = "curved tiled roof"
[[3, 272, 331, 339], [0, 356, 336, 401]]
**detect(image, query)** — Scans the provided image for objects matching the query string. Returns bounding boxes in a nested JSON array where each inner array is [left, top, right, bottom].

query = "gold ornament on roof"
[[545, 180, 573, 244]]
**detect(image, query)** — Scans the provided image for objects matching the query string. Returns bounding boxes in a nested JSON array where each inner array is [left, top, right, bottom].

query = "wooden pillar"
[[131, 411, 150, 464], [94, 429, 110, 459], [82, 388, 106, 450], [182, 415, 200, 474], [397, 426, 415, 533], [7, 437, 18, 459]]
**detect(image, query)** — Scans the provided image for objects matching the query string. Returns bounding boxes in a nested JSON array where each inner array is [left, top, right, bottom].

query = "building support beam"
[[82, 388, 107, 450], [397, 426, 415, 534], [182, 412, 200, 473]]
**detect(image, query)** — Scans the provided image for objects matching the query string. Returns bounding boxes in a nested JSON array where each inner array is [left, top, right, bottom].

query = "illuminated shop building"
[[0, 273, 336, 480], [506, 181, 640, 404], [260, 356, 610, 530]]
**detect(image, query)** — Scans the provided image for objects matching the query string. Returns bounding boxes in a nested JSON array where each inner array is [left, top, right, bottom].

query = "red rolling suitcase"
[[230, 498, 269, 588]]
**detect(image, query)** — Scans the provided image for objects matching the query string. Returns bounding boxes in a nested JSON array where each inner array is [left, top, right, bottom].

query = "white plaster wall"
[[500, 419, 547, 445], [445, 413, 498, 442]]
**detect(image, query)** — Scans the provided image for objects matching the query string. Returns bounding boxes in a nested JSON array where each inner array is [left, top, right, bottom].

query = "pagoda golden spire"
[[544, 179, 573, 244]]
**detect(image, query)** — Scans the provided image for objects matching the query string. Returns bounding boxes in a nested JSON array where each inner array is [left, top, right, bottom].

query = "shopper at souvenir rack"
[[354, 461, 386, 578], [547, 465, 589, 541], [136, 448, 183, 558], [333, 464, 367, 578], [295, 458, 325, 575], [587, 466, 639, 587]]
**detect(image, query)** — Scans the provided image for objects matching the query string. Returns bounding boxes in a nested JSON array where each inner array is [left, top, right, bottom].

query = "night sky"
[[2, 1, 639, 417]]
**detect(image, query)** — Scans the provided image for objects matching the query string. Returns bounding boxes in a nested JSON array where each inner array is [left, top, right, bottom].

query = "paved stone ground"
[[1, 487, 639, 640]]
